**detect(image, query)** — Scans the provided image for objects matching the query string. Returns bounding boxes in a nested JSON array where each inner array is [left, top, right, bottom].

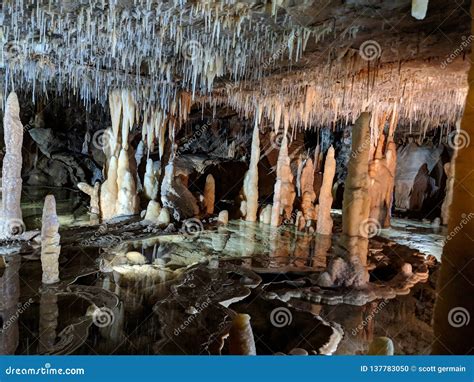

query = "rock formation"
[[228, 313, 257, 355], [41, 195, 61, 284], [77, 182, 101, 216], [271, 132, 296, 227], [203, 174, 216, 215], [143, 158, 159, 201], [1, 92, 24, 238], [242, 121, 260, 222], [316, 146, 336, 235], [300, 158, 317, 226]]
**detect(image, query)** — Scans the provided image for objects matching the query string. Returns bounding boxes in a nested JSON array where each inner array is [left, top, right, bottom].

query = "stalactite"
[[242, 118, 260, 222], [203, 174, 216, 215], [316, 146, 336, 235], [1, 92, 24, 238], [41, 195, 61, 285]]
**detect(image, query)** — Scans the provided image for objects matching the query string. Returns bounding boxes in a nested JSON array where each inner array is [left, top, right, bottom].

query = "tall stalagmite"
[[203, 174, 216, 215], [433, 4, 474, 354], [242, 120, 260, 222], [300, 158, 317, 224], [1, 92, 24, 238], [317, 146, 336, 235], [41, 195, 61, 284]]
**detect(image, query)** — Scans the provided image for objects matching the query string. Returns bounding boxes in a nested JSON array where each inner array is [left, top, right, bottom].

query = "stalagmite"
[[157, 208, 171, 226], [100, 156, 119, 219], [217, 210, 229, 225], [242, 120, 260, 222], [143, 158, 159, 201], [300, 158, 317, 224], [433, 4, 474, 354], [144, 200, 162, 221], [77, 182, 101, 216], [41, 195, 61, 285], [316, 146, 336, 235], [116, 149, 139, 216], [203, 174, 216, 215], [411, 0, 429, 20], [259, 205, 272, 225], [271, 133, 296, 227], [228, 314, 257, 355], [1, 92, 24, 238]]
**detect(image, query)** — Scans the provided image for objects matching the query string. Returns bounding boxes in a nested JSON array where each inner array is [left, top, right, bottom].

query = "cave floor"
[[0, 189, 442, 355]]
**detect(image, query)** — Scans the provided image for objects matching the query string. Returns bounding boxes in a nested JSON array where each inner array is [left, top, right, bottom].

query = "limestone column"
[[433, 4, 474, 354], [41, 195, 61, 284], [317, 146, 336, 235], [1, 92, 24, 238], [242, 121, 260, 222]]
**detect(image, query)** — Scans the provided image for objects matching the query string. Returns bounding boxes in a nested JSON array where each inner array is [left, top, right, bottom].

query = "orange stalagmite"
[[432, 2, 474, 355]]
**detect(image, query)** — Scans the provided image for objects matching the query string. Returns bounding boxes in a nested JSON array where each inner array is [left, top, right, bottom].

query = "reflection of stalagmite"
[[300, 158, 317, 225], [228, 314, 257, 355], [271, 133, 296, 227], [41, 195, 61, 284], [433, 9, 474, 354], [317, 146, 336, 235], [38, 289, 59, 354], [0, 256, 20, 354], [242, 121, 260, 222], [203, 174, 215, 215], [1, 92, 24, 238], [143, 158, 158, 201]]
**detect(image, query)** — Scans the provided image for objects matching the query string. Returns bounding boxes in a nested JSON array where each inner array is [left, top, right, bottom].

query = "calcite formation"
[[242, 120, 260, 222], [300, 158, 317, 225], [77, 182, 101, 216], [228, 314, 257, 355], [41, 195, 61, 284], [144, 200, 162, 222], [1, 92, 24, 238], [316, 146, 336, 235], [271, 132, 296, 227], [203, 174, 216, 216], [143, 159, 159, 201]]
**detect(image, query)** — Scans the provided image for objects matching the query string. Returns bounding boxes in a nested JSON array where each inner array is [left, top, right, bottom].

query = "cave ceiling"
[[0, 0, 471, 131]]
